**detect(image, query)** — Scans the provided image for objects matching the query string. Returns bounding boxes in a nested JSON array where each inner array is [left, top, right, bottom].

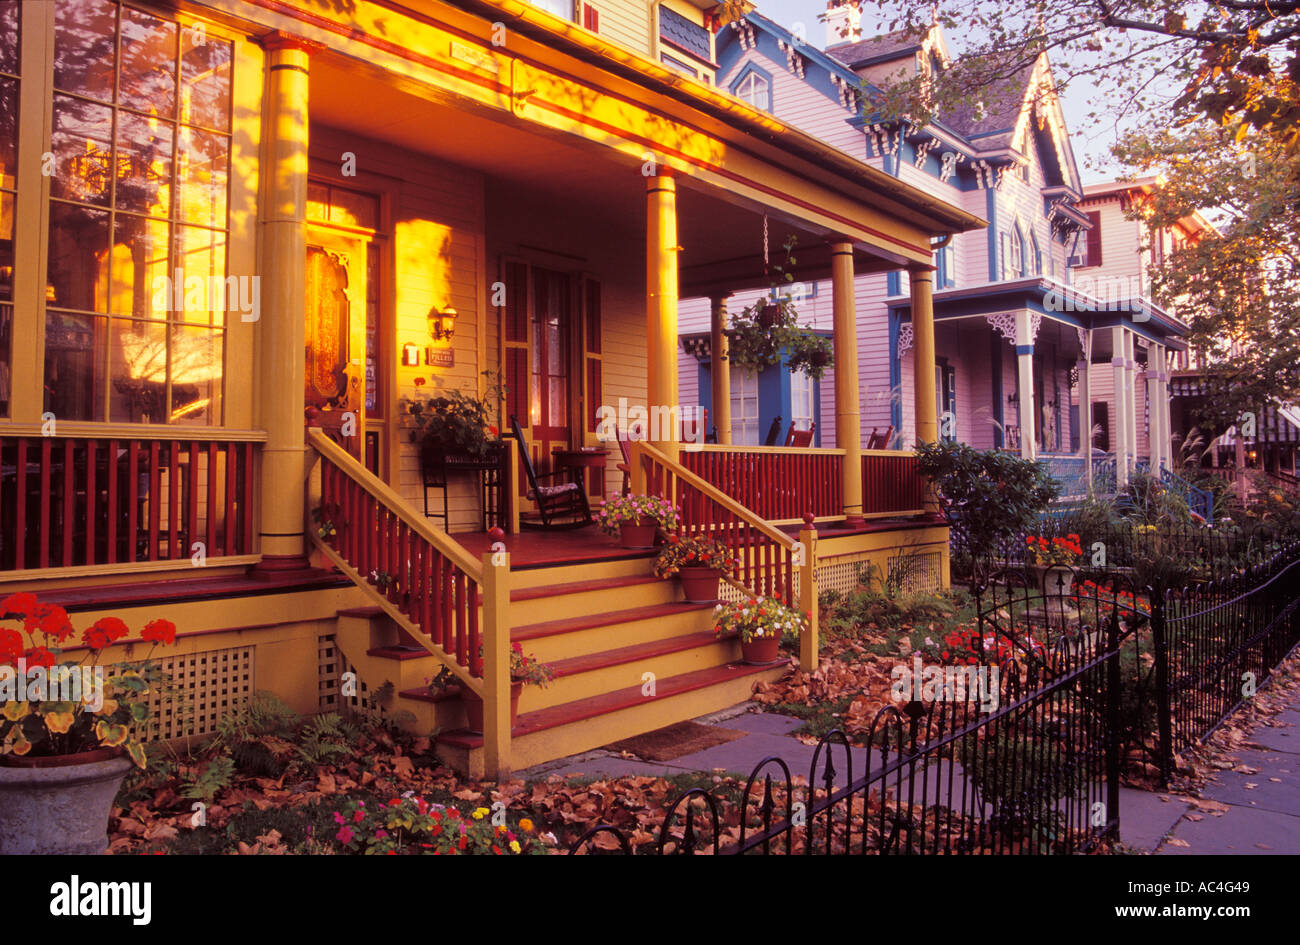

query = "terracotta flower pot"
[[619, 519, 658, 549], [740, 634, 781, 665], [0, 749, 132, 855], [462, 680, 523, 734], [678, 566, 722, 603]]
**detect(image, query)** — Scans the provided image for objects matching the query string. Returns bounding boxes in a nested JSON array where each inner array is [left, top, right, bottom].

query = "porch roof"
[[446, 0, 987, 237], [886, 277, 1190, 348]]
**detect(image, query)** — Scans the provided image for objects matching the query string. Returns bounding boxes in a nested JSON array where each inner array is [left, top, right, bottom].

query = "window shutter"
[[581, 276, 602, 434], [583, 3, 599, 31], [1085, 211, 1102, 267], [1000, 233, 1010, 281], [500, 259, 531, 430]]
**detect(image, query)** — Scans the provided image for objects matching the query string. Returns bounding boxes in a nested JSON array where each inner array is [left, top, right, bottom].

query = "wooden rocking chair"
[[508, 416, 592, 529], [784, 421, 816, 448]]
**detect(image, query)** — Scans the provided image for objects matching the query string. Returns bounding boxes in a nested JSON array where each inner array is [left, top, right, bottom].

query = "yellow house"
[[0, 0, 982, 777]]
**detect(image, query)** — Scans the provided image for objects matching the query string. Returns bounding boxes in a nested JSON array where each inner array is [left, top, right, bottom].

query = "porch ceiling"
[[309, 56, 911, 295]]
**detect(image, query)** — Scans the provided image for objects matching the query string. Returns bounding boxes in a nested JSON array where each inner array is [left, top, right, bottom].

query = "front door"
[[529, 266, 573, 467], [305, 229, 368, 461]]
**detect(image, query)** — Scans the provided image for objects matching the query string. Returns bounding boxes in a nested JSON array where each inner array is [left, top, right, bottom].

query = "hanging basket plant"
[[722, 234, 835, 382], [783, 331, 835, 382]]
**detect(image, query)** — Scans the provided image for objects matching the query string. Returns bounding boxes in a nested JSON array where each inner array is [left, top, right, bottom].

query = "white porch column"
[[1112, 326, 1130, 486], [1015, 310, 1037, 461], [1125, 332, 1140, 473], [1130, 334, 1139, 471], [1146, 344, 1163, 469], [1079, 328, 1093, 492], [1156, 345, 1172, 469]]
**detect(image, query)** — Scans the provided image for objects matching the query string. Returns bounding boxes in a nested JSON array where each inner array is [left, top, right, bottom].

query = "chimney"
[[824, 0, 862, 47]]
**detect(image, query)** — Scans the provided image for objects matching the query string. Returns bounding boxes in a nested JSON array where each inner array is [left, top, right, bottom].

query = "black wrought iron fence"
[[1155, 543, 1300, 778], [571, 630, 1121, 855], [570, 545, 1300, 854]]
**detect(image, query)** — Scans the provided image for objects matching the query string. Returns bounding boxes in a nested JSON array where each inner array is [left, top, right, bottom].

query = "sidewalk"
[[1149, 697, 1300, 854]]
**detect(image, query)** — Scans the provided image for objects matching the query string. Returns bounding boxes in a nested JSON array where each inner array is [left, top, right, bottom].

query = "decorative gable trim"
[[776, 38, 806, 78]]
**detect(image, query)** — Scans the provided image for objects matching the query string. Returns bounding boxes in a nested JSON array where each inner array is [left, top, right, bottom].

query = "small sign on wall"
[[426, 346, 454, 368]]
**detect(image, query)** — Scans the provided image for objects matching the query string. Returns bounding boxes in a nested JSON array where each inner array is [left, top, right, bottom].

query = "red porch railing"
[[0, 433, 259, 572], [680, 446, 843, 522], [310, 429, 487, 686], [861, 450, 926, 517], [635, 442, 796, 603]]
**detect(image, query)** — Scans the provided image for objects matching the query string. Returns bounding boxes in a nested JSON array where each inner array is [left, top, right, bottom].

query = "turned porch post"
[[255, 33, 317, 571], [709, 293, 732, 445], [1112, 326, 1130, 486], [646, 174, 680, 461], [831, 241, 864, 526], [910, 265, 940, 514], [1079, 328, 1094, 492], [1015, 310, 1037, 462]]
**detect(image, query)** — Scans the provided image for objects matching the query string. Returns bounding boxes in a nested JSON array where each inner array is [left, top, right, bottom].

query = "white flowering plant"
[[712, 595, 806, 645]]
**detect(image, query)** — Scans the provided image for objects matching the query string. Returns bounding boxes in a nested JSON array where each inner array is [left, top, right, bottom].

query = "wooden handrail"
[[633, 441, 797, 551], [681, 443, 847, 458], [308, 428, 483, 580]]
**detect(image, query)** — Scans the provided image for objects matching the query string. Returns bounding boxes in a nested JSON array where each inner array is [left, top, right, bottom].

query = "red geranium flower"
[[1, 592, 38, 618], [82, 616, 129, 650], [142, 618, 176, 645], [25, 646, 57, 668], [0, 628, 23, 665], [33, 605, 74, 642]]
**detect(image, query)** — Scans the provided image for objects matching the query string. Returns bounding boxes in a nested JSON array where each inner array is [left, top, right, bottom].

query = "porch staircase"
[[308, 429, 800, 778], [330, 553, 785, 776]]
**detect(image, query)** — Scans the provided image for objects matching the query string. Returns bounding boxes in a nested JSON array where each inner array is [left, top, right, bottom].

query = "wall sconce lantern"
[[428, 305, 458, 343], [1007, 390, 1019, 406]]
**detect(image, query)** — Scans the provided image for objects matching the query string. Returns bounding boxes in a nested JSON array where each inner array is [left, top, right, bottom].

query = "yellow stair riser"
[[518, 639, 741, 713], [507, 556, 652, 590], [510, 580, 677, 623], [438, 667, 787, 778], [515, 609, 716, 663]]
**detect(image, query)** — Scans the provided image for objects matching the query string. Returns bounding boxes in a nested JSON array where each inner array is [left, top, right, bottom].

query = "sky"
[[747, 0, 1132, 184]]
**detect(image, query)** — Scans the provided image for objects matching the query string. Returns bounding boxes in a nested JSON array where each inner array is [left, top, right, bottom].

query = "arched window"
[[1009, 227, 1024, 277]]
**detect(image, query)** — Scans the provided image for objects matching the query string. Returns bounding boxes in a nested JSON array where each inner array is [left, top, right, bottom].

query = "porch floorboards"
[[450, 515, 947, 570]]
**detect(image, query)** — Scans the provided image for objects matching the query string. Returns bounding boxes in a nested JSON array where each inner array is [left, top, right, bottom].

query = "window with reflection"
[[0, 2, 17, 417], [45, 0, 232, 424]]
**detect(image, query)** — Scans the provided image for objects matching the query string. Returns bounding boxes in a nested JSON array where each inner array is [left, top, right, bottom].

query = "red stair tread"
[[545, 631, 730, 678], [436, 661, 783, 749], [509, 574, 660, 602], [512, 601, 715, 641]]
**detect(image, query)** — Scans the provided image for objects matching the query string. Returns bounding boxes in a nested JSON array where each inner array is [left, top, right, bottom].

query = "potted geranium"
[[653, 534, 734, 603], [595, 493, 681, 548], [1024, 533, 1082, 597], [0, 593, 175, 855], [429, 642, 554, 734], [713, 595, 804, 665]]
